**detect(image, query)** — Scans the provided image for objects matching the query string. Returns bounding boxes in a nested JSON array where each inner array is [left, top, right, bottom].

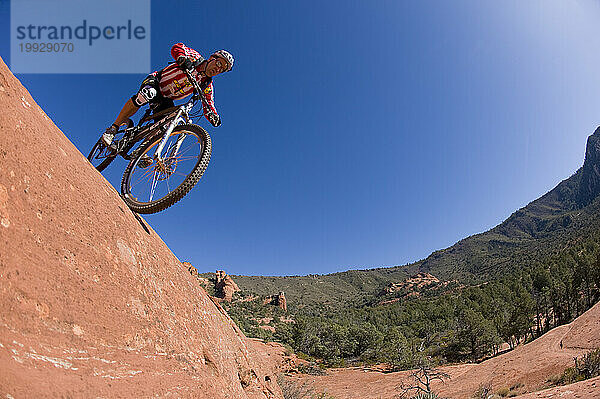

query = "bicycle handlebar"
[[183, 68, 209, 110]]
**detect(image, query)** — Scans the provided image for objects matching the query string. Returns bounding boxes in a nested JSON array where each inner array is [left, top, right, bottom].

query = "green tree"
[[456, 308, 500, 361]]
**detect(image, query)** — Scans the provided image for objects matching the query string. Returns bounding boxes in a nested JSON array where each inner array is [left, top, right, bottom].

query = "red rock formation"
[[378, 273, 457, 305], [263, 292, 287, 311], [0, 57, 282, 398], [384, 272, 441, 294], [215, 270, 240, 302], [278, 291, 287, 311], [259, 325, 276, 333]]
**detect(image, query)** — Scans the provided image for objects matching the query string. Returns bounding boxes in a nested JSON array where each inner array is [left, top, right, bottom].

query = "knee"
[[131, 85, 157, 107]]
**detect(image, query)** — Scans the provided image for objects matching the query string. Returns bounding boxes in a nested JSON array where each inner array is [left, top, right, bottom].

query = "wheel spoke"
[[131, 165, 157, 187], [132, 170, 155, 189], [165, 155, 198, 163], [174, 142, 200, 158], [149, 170, 159, 201]]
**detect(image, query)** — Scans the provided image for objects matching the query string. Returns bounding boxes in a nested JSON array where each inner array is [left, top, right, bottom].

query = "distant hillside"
[[232, 127, 600, 302], [414, 128, 600, 280], [207, 267, 410, 310], [289, 302, 600, 399]]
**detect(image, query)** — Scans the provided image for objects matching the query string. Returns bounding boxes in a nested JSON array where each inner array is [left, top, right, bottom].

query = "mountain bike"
[[87, 69, 212, 214]]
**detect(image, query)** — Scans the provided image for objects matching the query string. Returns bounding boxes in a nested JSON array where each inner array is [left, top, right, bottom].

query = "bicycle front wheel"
[[120, 124, 211, 214]]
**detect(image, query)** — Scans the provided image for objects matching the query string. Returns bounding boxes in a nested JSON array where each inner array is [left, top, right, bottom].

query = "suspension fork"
[[153, 104, 192, 161]]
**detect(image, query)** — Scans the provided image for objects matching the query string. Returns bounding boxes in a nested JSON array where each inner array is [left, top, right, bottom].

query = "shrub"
[[557, 367, 584, 385], [576, 348, 600, 379], [509, 382, 523, 391], [297, 362, 327, 376], [472, 382, 492, 399], [554, 348, 600, 386], [277, 374, 334, 399], [410, 392, 440, 399], [546, 373, 562, 386]]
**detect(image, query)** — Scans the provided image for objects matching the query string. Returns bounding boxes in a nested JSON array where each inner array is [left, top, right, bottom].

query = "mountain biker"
[[101, 43, 234, 148]]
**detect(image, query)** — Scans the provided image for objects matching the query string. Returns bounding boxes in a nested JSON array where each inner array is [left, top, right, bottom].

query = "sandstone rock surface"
[[0, 57, 282, 398]]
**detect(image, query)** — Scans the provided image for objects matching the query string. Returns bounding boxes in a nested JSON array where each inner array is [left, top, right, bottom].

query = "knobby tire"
[[120, 124, 211, 214]]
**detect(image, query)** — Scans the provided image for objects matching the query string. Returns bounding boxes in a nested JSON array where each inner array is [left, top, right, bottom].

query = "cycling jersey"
[[140, 43, 219, 122]]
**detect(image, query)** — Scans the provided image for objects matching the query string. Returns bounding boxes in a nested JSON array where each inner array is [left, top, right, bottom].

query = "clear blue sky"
[[2, 1, 600, 276]]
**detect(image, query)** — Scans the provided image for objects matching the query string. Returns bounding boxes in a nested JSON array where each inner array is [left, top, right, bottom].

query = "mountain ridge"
[[415, 126, 600, 280]]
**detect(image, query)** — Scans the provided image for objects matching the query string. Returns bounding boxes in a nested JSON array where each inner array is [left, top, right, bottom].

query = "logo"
[[15, 19, 146, 46], [172, 79, 191, 96], [10, 0, 151, 74]]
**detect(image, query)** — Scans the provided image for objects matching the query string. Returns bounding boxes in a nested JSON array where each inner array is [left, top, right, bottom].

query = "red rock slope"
[[513, 375, 600, 399], [0, 57, 282, 398]]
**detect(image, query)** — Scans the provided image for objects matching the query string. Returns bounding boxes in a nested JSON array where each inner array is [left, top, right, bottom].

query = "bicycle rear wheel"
[[120, 124, 211, 214], [87, 120, 133, 172], [87, 139, 116, 172]]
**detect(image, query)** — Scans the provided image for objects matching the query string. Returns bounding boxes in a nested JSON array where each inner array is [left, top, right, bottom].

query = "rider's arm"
[[171, 43, 204, 65], [202, 82, 221, 127]]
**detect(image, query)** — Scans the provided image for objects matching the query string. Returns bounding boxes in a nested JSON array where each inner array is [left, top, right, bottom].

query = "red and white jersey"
[[153, 43, 218, 120]]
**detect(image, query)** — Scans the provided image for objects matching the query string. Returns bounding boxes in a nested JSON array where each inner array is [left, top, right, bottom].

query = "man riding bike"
[[101, 42, 233, 149]]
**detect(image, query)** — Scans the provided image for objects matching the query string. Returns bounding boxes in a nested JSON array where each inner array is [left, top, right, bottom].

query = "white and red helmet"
[[213, 50, 234, 72]]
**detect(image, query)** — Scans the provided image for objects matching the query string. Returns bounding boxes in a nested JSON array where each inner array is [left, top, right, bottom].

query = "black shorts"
[[131, 74, 174, 113]]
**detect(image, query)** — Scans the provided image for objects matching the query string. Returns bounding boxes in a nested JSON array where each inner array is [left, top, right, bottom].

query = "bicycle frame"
[[153, 102, 192, 161]]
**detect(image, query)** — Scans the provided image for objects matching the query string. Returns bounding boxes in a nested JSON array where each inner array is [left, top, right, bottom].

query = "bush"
[[509, 382, 523, 391], [472, 382, 492, 399], [410, 393, 440, 399], [557, 367, 584, 385], [576, 348, 600, 379], [277, 374, 334, 399], [554, 348, 600, 386], [546, 373, 562, 386], [297, 362, 327, 376]]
